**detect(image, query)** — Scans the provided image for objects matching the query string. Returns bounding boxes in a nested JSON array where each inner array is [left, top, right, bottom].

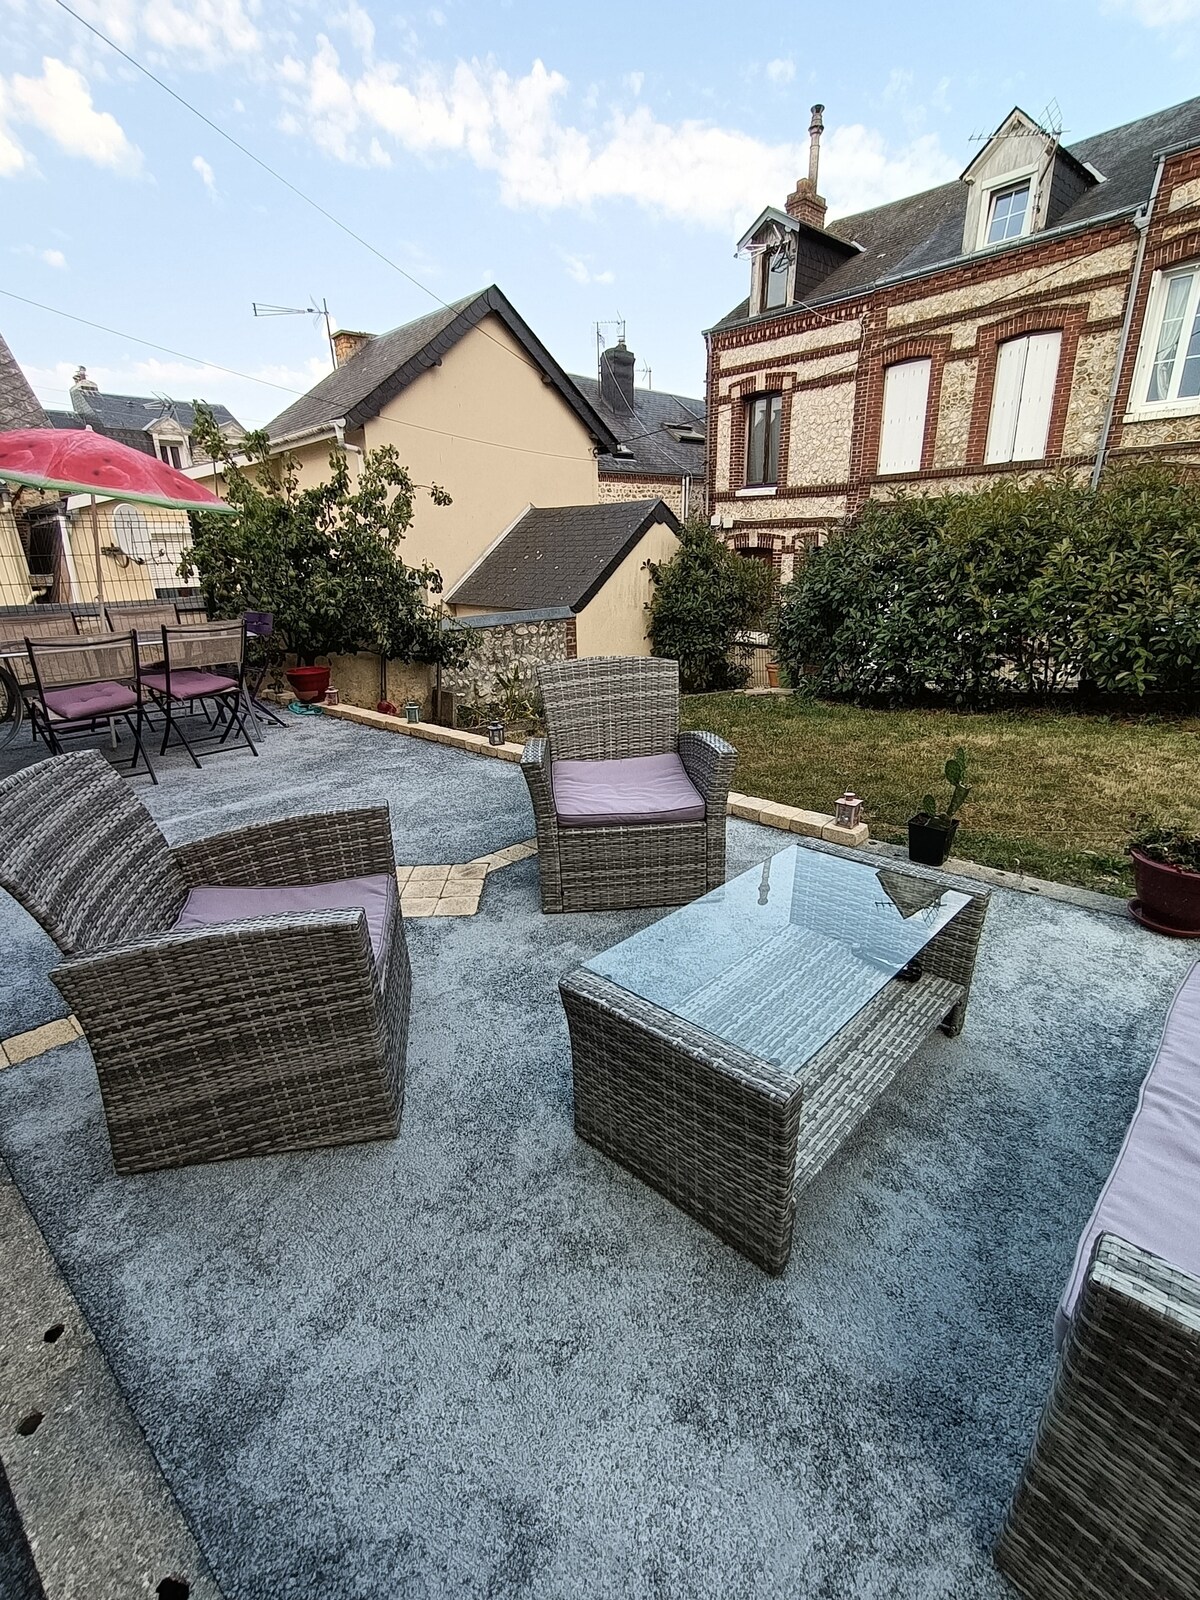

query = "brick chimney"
[[331, 329, 372, 367], [785, 105, 828, 231], [599, 338, 636, 415]]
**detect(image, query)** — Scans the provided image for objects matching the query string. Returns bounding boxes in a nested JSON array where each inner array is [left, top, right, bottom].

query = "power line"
[[49, 0, 552, 386], [0, 286, 595, 464]]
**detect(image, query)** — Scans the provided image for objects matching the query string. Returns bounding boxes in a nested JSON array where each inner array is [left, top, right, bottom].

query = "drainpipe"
[[1091, 155, 1165, 489]]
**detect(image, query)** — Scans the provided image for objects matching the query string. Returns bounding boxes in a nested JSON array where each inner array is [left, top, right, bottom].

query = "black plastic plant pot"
[[907, 815, 958, 867]]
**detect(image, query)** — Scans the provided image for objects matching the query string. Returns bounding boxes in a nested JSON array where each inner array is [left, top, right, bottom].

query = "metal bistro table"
[[559, 840, 990, 1274]]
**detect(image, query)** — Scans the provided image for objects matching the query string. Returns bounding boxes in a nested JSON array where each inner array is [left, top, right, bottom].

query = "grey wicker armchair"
[[521, 657, 737, 913], [0, 750, 410, 1174]]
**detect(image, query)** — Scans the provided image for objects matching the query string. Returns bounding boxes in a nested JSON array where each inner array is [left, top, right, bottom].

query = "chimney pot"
[[785, 103, 828, 231], [331, 329, 373, 367]]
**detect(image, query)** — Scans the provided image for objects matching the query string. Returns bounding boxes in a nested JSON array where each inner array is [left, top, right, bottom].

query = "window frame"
[[744, 392, 783, 488], [975, 164, 1039, 251], [983, 330, 1062, 465], [1127, 264, 1200, 420], [156, 437, 187, 470]]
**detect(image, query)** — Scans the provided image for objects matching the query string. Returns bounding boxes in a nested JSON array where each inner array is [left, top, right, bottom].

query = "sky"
[[1, 0, 1198, 430]]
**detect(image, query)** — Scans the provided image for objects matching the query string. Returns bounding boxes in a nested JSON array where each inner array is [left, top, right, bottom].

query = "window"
[[985, 181, 1032, 245], [984, 331, 1062, 463], [156, 438, 185, 469], [877, 358, 932, 475], [745, 394, 782, 486], [1137, 267, 1200, 408], [763, 247, 790, 310]]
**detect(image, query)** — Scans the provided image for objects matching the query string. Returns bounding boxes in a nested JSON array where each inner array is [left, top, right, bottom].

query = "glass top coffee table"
[[559, 841, 990, 1274]]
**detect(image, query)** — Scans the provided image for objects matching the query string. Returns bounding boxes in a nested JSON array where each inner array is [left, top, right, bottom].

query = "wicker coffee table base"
[[560, 844, 989, 1274]]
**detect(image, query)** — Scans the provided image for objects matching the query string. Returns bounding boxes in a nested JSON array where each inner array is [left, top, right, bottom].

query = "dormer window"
[[763, 247, 790, 309], [156, 437, 188, 470], [985, 180, 1032, 245]]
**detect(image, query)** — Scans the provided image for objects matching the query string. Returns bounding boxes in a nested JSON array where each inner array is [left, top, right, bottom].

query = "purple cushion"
[[42, 681, 138, 721], [173, 873, 396, 969], [552, 753, 705, 828], [142, 669, 237, 698], [1056, 960, 1200, 1347]]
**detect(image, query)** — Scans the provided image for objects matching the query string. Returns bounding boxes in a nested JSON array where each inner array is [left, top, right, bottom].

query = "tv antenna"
[[252, 297, 336, 370], [594, 318, 625, 384], [638, 361, 652, 390]]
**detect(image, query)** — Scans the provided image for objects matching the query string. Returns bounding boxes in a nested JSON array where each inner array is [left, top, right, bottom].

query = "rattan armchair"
[[521, 657, 736, 913], [0, 750, 410, 1174]]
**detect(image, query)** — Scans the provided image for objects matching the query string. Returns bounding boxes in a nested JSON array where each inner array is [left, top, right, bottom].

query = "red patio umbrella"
[[0, 426, 234, 615]]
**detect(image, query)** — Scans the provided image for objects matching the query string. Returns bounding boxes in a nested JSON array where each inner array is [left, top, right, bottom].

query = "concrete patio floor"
[[0, 715, 1195, 1599]]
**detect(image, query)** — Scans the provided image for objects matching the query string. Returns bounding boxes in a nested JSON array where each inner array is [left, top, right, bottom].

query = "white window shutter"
[[984, 339, 1026, 463], [1011, 331, 1061, 460], [878, 358, 931, 474]]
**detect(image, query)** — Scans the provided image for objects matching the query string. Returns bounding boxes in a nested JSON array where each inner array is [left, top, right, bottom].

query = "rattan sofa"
[[521, 657, 737, 914], [996, 960, 1200, 1600], [0, 750, 410, 1174]]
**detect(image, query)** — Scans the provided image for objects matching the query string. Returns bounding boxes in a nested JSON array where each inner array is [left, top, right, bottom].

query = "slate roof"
[[569, 375, 706, 478], [67, 390, 242, 435], [447, 499, 679, 612], [44, 408, 158, 456], [0, 332, 48, 431], [711, 93, 1200, 332], [265, 285, 622, 453]]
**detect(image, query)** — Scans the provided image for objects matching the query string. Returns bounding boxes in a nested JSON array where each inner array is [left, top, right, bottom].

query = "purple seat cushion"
[[142, 669, 236, 698], [42, 681, 138, 721], [173, 873, 396, 970], [552, 753, 705, 828], [1056, 960, 1200, 1347]]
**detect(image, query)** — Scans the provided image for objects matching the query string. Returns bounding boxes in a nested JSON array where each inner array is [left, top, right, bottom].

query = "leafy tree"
[[183, 406, 470, 668], [647, 518, 776, 693]]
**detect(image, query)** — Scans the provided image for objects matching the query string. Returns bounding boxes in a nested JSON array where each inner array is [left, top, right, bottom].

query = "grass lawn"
[[680, 693, 1200, 896]]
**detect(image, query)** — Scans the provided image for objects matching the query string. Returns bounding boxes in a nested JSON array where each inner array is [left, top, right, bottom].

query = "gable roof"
[[569, 375, 705, 478], [67, 389, 242, 435], [711, 92, 1200, 331], [0, 332, 49, 431], [265, 285, 622, 453], [447, 498, 679, 612]]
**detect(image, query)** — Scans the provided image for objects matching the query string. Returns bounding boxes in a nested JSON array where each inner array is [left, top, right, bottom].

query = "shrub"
[[183, 406, 471, 670], [648, 518, 775, 693], [774, 465, 1200, 706]]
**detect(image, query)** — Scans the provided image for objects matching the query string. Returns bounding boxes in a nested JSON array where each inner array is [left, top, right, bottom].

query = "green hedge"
[[774, 466, 1200, 706]]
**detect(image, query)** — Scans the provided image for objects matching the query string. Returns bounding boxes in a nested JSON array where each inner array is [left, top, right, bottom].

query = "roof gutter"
[[1090, 159, 1166, 489], [267, 418, 360, 455]]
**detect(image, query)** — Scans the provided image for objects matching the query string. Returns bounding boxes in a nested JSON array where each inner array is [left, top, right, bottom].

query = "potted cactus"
[[1128, 820, 1200, 937], [908, 748, 971, 867]]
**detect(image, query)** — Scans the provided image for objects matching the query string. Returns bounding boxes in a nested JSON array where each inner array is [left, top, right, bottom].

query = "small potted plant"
[[908, 748, 971, 867], [1128, 819, 1200, 937]]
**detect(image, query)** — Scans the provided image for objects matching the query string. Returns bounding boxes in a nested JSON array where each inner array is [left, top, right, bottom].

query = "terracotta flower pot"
[[766, 661, 781, 688], [1130, 846, 1200, 937], [286, 665, 331, 704], [907, 814, 958, 867]]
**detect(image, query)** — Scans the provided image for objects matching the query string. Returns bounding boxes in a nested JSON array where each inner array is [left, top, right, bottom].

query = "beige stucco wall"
[[573, 516, 679, 657], [358, 314, 600, 593], [0, 502, 33, 607], [64, 501, 186, 607]]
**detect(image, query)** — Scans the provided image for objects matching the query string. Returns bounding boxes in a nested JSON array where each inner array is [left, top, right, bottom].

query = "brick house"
[[705, 95, 1200, 581]]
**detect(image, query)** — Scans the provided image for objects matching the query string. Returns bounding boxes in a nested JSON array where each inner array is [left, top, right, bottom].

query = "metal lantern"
[[487, 720, 506, 746], [404, 701, 421, 724], [834, 792, 864, 829]]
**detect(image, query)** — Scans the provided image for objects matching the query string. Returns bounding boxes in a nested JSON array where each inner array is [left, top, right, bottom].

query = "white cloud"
[[4, 58, 142, 173], [624, 70, 644, 96], [333, 1, 376, 57], [765, 58, 795, 85], [192, 153, 218, 195], [1106, 0, 1200, 22], [561, 252, 614, 286], [277, 44, 957, 230], [9, 244, 68, 268], [140, 0, 261, 64]]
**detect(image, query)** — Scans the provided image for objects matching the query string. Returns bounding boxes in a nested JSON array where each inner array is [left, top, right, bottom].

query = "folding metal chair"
[[141, 619, 258, 767], [25, 631, 156, 783]]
